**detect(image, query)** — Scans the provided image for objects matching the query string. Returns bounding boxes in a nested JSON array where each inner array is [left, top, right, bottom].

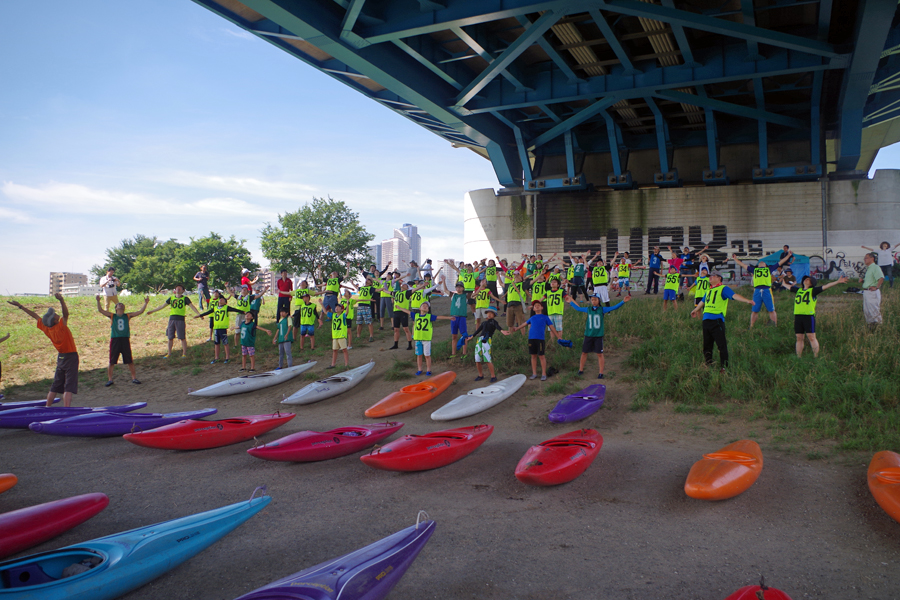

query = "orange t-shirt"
[[36, 319, 77, 354]]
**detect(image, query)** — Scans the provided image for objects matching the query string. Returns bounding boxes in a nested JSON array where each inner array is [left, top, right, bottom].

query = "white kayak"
[[281, 361, 376, 405], [430, 374, 527, 421], [188, 362, 317, 397]]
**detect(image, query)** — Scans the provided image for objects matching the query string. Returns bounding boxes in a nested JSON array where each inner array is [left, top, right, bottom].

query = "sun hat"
[[485, 306, 498, 315]]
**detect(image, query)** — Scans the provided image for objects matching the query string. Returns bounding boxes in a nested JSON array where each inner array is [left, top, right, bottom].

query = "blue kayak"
[[235, 517, 435, 600], [0, 398, 60, 412], [0, 403, 148, 430], [0, 492, 270, 600], [548, 384, 605, 423], [28, 409, 218, 437]]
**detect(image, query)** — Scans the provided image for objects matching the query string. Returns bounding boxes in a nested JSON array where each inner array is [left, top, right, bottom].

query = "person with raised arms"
[[463, 306, 506, 382], [394, 301, 453, 376], [96, 294, 149, 386], [389, 281, 419, 350], [272, 306, 294, 369], [339, 289, 357, 349], [472, 278, 502, 329], [230, 284, 260, 347], [504, 272, 528, 338], [442, 279, 470, 357], [291, 280, 323, 343], [566, 251, 589, 302], [293, 292, 320, 351], [568, 291, 631, 379], [544, 277, 567, 335], [195, 294, 243, 364], [237, 311, 271, 372], [328, 302, 351, 369], [206, 288, 231, 342], [685, 267, 711, 309], [317, 266, 350, 320], [504, 299, 560, 381], [349, 276, 377, 343], [732, 251, 792, 329], [248, 284, 268, 323], [782, 275, 848, 357], [662, 265, 681, 311], [147, 284, 201, 358], [690, 272, 755, 373], [8, 294, 80, 406], [528, 271, 549, 317], [360, 261, 392, 328], [587, 250, 611, 306]]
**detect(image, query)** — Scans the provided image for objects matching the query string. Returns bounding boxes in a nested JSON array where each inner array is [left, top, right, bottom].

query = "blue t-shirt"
[[525, 314, 554, 340], [648, 253, 662, 269], [701, 285, 735, 321]]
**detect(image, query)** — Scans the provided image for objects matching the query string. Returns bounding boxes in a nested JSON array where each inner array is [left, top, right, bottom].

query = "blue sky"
[[0, 0, 497, 294]]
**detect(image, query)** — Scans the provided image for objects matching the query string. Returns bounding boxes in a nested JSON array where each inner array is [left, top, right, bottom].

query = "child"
[[662, 266, 680, 311], [464, 306, 505, 382], [340, 290, 357, 349], [295, 293, 319, 351], [353, 277, 376, 343], [544, 277, 566, 335], [398, 301, 452, 375], [687, 268, 711, 309], [207, 288, 231, 342], [782, 275, 848, 357], [442, 280, 470, 356], [238, 311, 271, 372], [473, 279, 501, 328], [249, 285, 268, 322], [272, 307, 294, 369], [568, 292, 631, 378], [390, 282, 415, 350], [0, 332, 8, 400], [196, 295, 243, 364], [147, 284, 201, 358], [328, 302, 351, 369], [505, 299, 560, 381], [95, 294, 149, 386]]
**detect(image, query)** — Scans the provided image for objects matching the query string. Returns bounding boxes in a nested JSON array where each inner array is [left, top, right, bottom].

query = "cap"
[[426, 259, 432, 263], [785, 268, 793, 272], [455, 282, 464, 288], [485, 306, 498, 315], [41, 307, 58, 328]]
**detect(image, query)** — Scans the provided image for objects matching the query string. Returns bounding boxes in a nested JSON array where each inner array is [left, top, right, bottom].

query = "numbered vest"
[[110, 314, 130, 338], [168, 296, 188, 317], [331, 315, 348, 339], [358, 286, 373, 302], [566, 266, 575, 280], [546, 289, 565, 315], [276, 318, 293, 343], [413, 313, 434, 341], [240, 322, 256, 346], [664, 273, 680, 291], [703, 286, 729, 317], [617, 264, 631, 278], [752, 266, 772, 288], [548, 272, 562, 282], [393, 290, 410, 311], [235, 295, 251, 313], [475, 289, 491, 309], [341, 298, 355, 320], [212, 305, 230, 330], [794, 287, 817, 315], [486, 266, 497, 282], [299, 303, 317, 326], [462, 271, 476, 291], [410, 290, 426, 310], [506, 282, 523, 303], [692, 276, 710, 297], [326, 278, 340, 294], [531, 281, 547, 302], [583, 307, 605, 338], [591, 266, 609, 285], [503, 270, 514, 284]]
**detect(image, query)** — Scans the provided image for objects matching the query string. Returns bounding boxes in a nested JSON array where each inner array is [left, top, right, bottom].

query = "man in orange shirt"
[[8, 293, 79, 407]]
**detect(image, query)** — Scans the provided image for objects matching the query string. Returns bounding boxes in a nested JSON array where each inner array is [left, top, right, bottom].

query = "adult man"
[[8, 293, 79, 407], [96, 294, 149, 386], [193, 265, 211, 310], [645, 246, 663, 294], [98, 267, 121, 311], [690, 272, 755, 372], [860, 252, 885, 332], [733, 252, 792, 328], [276, 270, 293, 317]]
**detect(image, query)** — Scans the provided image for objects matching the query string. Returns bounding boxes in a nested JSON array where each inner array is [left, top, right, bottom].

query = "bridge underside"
[[193, 0, 900, 191]]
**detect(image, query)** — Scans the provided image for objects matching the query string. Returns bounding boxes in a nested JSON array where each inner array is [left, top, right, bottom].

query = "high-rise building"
[[395, 223, 421, 265], [49, 272, 88, 295], [367, 244, 383, 271], [381, 237, 411, 272]]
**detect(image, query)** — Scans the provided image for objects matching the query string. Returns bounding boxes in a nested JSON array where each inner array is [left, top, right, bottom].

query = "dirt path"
[[1, 297, 898, 599]]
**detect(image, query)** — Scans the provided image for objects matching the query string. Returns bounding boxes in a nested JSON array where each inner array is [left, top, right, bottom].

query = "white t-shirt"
[[876, 249, 894, 267], [99, 275, 119, 296]]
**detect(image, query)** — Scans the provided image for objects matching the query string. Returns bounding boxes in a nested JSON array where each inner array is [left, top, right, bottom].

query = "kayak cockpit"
[[541, 440, 596, 449], [0, 549, 104, 589]]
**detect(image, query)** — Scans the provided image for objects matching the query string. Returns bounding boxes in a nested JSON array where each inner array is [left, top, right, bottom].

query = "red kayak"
[[725, 580, 792, 599], [247, 422, 404, 462], [0, 473, 17, 494], [515, 429, 603, 486], [0, 492, 109, 559], [123, 412, 295, 450], [361, 424, 493, 472]]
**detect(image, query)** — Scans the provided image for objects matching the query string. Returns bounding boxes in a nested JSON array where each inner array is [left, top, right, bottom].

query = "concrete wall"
[[464, 170, 900, 279]]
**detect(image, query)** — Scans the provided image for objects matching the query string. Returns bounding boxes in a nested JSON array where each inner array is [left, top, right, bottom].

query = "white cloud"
[[222, 28, 255, 41], [158, 171, 318, 200], [0, 206, 31, 223]]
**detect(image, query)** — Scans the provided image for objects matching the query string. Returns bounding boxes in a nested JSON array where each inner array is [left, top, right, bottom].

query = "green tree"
[[90, 235, 184, 293], [173, 233, 259, 291], [260, 196, 373, 281]]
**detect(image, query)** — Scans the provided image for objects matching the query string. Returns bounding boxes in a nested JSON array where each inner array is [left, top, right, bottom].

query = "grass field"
[[1, 286, 897, 450]]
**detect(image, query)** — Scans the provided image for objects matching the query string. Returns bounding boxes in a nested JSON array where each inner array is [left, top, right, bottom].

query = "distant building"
[[367, 244, 383, 271], [395, 223, 421, 265], [257, 268, 278, 295], [381, 237, 411, 272], [49, 272, 88, 295], [60, 284, 102, 297]]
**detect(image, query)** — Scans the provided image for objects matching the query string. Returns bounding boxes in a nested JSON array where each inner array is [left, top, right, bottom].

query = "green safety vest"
[[692, 276, 710, 297], [583, 306, 606, 338], [450, 293, 468, 317], [503, 269, 515, 284], [326, 278, 340, 294], [240, 321, 257, 346], [617, 264, 631, 278], [168, 296, 188, 317], [506, 282, 523, 303], [546, 289, 565, 315], [548, 272, 561, 282], [566, 266, 575, 280], [794, 287, 817, 315], [664, 273, 680, 292], [703, 286, 729, 317], [276, 318, 293, 343], [413, 313, 434, 341], [293, 288, 309, 308], [486, 266, 497, 281], [752, 266, 772, 288], [341, 298, 355, 320], [475, 288, 491, 309], [212, 304, 230, 330], [299, 303, 317, 326], [591, 266, 608, 285], [110, 314, 130, 338], [461, 271, 476, 291], [409, 289, 426, 311], [358, 286, 373, 302], [531, 281, 547, 302], [331, 315, 348, 339], [393, 290, 410, 311], [235, 295, 251, 313]]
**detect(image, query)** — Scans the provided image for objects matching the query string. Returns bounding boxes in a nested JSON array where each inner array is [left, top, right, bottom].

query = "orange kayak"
[[365, 371, 456, 418], [868, 450, 900, 524], [684, 440, 763, 501], [0, 473, 17, 494]]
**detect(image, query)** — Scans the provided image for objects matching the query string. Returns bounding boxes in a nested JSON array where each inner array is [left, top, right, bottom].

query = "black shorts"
[[528, 339, 546, 356], [393, 312, 409, 328], [794, 315, 816, 334], [109, 338, 133, 365], [466, 296, 476, 306], [50, 352, 79, 394], [213, 329, 229, 344], [292, 310, 302, 329], [582, 336, 604, 354]]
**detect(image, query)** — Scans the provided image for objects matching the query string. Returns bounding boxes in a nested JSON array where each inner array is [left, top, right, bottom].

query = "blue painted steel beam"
[[588, 9, 639, 75], [835, 0, 898, 171], [529, 97, 620, 149], [818, 0, 833, 41], [564, 131, 576, 178], [659, 0, 698, 67], [644, 97, 671, 173], [453, 10, 560, 108], [602, 111, 625, 175], [811, 70, 822, 166], [392, 39, 462, 89], [514, 127, 534, 181], [753, 78, 768, 169], [339, 0, 368, 48], [514, 15, 584, 84], [655, 90, 805, 129], [451, 26, 530, 92], [740, 0, 762, 61]]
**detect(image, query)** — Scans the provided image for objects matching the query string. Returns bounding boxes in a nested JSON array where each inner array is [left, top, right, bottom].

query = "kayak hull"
[[0, 493, 110, 559], [547, 384, 605, 423], [684, 440, 763, 501], [365, 371, 456, 418], [123, 413, 295, 450], [431, 375, 526, 421], [28, 409, 218, 438], [0, 403, 148, 430], [282, 361, 376, 405], [361, 425, 493, 472], [0, 474, 17, 495], [868, 450, 900, 525], [515, 429, 603, 486], [189, 362, 316, 397], [248, 422, 404, 462], [724, 584, 793, 599], [0, 399, 60, 412], [0, 494, 270, 600]]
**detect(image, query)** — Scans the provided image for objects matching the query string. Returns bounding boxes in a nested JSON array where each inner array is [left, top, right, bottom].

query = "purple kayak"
[[548, 384, 605, 423], [235, 517, 435, 600], [0, 397, 60, 411], [28, 409, 218, 437], [0, 403, 148, 430]]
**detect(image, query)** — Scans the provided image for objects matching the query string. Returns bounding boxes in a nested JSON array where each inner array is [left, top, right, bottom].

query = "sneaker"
[[578, 370, 583, 375], [490, 377, 497, 382], [239, 368, 246, 372], [369, 337, 374, 342], [379, 326, 384, 330], [598, 373, 604, 379], [767, 321, 776, 327], [104, 380, 114, 387], [163, 354, 170, 359], [540, 375, 547, 381], [415, 370, 423, 376], [529, 374, 538, 380], [223, 359, 229, 364], [327, 365, 336, 369], [210, 359, 217, 364], [474, 376, 484, 381], [347, 346, 354, 350], [426, 371, 432, 376], [249, 369, 255, 372], [132, 379, 141, 384], [390, 343, 398, 350]]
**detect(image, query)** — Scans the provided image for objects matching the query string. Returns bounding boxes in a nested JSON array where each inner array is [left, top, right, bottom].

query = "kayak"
[[360, 424, 493, 472], [247, 422, 404, 462], [0, 491, 270, 600], [234, 517, 435, 600], [188, 362, 316, 397], [0, 493, 109, 560], [123, 412, 295, 450], [514, 429, 603, 486], [868, 450, 900, 524], [0, 474, 17, 495], [684, 440, 763, 501], [0, 403, 148, 430], [282, 361, 376, 405], [0, 398, 60, 412], [547, 384, 605, 423], [364, 371, 456, 418], [431, 375, 526, 421], [29, 409, 218, 438], [725, 580, 792, 599]]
